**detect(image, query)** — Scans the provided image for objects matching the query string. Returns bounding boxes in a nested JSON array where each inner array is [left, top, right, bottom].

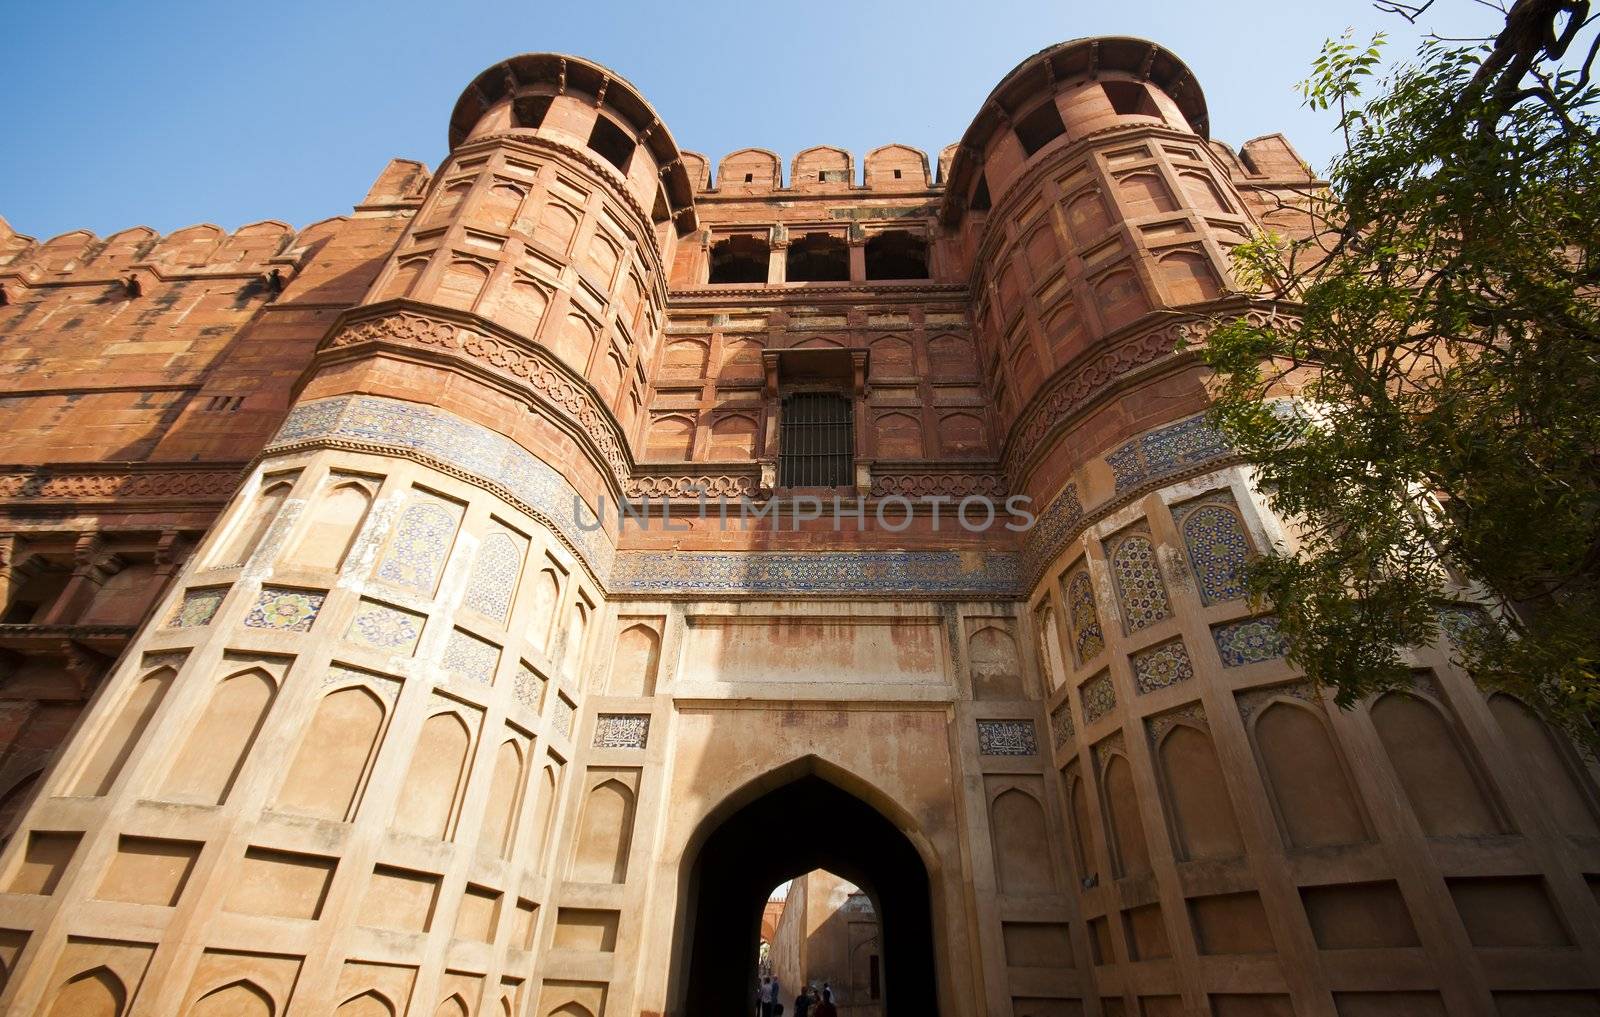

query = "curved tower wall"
[[945, 39, 1600, 1017], [0, 36, 1596, 1017], [0, 55, 695, 1017]]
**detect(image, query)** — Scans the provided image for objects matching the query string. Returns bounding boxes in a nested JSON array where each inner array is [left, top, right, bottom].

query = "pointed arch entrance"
[[670, 758, 939, 1016]]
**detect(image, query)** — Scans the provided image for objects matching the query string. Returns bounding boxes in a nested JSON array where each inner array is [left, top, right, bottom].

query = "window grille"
[[778, 392, 853, 487]]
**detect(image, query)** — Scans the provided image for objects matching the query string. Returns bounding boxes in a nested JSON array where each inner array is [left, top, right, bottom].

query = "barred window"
[[778, 392, 853, 487]]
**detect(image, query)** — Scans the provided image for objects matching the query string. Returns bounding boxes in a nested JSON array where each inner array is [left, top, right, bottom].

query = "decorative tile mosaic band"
[[442, 629, 500, 685], [1437, 603, 1492, 647], [1212, 615, 1288, 667], [269, 395, 1022, 598], [1065, 569, 1105, 663], [243, 587, 324, 632], [513, 661, 548, 713], [1132, 639, 1195, 694], [270, 395, 616, 578], [1109, 532, 1172, 632], [347, 599, 425, 655], [1050, 701, 1076, 749], [551, 694, 576, 739], [1018, 481, 1084, 584], [977, 719, 1038, 756], [1106, 414, 1230, 493], [463, 531, 522, 622], [594, 713, 650, 749], [1177, 494, 1252, 605], [376, 493, 460, 596], [169, 587, 227, 628], [1080, 671, 1117, 723], [609, 549, 1019, 597]]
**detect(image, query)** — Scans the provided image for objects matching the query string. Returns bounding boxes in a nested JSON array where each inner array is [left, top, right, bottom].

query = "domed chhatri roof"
[[448, 52, 695, 214]]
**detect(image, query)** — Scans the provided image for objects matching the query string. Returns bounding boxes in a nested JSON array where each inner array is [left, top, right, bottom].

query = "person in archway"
[[813, 984, 837, 1017], [793, 984, 813, 1017]]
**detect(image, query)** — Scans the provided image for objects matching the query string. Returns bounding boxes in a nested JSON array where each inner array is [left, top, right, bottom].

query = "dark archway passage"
[[674, 772, 938, 1017]]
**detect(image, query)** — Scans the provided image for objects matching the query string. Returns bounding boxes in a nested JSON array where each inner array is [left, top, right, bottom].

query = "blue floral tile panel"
[[1212, 615, 1288, 667], [243, 587, 325, 632]]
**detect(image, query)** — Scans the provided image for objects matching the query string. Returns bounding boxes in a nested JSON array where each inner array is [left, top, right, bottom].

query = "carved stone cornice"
[[623, 472, 760, 498], [999, 300, 1290, 485], [669, 282, 966, 301], [316, 302, 637, 492], [0, 464, 244, 504], [870, 471, 1008, 499]]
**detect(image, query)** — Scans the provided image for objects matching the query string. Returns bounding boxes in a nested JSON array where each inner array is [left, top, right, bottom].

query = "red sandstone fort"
[[0, 36, 1596, 1017]]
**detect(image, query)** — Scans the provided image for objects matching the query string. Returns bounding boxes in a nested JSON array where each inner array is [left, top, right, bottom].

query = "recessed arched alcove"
[[668, 758, 939, 1017]]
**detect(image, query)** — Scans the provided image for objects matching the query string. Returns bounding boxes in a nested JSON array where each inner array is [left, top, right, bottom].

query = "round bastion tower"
[[0, 55, 693, 1017], [0, 35, 1596, 1017], [942, 38, 1600, 1017]]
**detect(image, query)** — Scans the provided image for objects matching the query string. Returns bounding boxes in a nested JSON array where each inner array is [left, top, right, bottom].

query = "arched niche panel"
[[217, 480, 293, 567], [553, 313, 598, 374], [1178, 170, 1231, 213], [1064, 188, 1112, 242], [393, 707, 476, 840], [70, 665, 176, 796], [1093, 268, 1147, 332], [970, 624, 1025, 700], [563, 600, 591, 673], [435, 995, 468, 1017], [571, 772, 637, 883], [662, 339, 709, 379], [1063, 764, 1097, 882], [989, 785, 1055, 894], [425, 180, 473, 228], [875, 412, 923, 459], [337, 991, 397, 1017], [1101, 752, 1153, 878], [500, 275, 550, 338], [1155, 721, 1245, 860], [708, 415, 758, 460], [647, 415, 696, 460], [480, 736, 528, 859], [870, 335, 915, 377], [1488, 693, 1600, 837], [533, 762, 563, 874], [1115, 171, 1177, 215], [1370, 691, 1503, 837], [719, 337, 764, 379], [0, 772, 41, 836], [536, 201, 581, 254], [609, 622, 661, 697], [377, 256, 427, 302], [528, 566, 564, 651], [1034, 605, 1065, 693], [927, 334, 976, 380], [437, 259, 491, 311], [478, 180, 527, 231], [275, 684, 388, 822], [48, 966, 128, 1017], [160, 666, 278, 806], [462, 530, 525, 625], [1157, 249, 1222, 304], [287, 479, 372, 573], [188, 980, 275, 1017], [937, 412, 986, 457], [1251, 698, 1369, 850]]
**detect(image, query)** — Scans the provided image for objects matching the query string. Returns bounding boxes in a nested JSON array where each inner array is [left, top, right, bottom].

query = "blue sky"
[[1, 0, 1505, 240]]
